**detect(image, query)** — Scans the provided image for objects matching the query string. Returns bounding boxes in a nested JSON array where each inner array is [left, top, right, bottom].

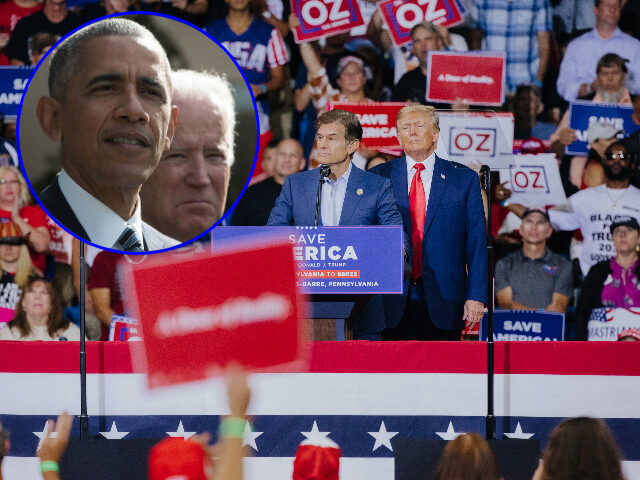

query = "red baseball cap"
[[148, 437, 212, 480]]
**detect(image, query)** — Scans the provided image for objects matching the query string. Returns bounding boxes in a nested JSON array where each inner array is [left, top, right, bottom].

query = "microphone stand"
[[480, 165, 495, 440], [315, 165, 331, 226], [79, 241, 89, 439]]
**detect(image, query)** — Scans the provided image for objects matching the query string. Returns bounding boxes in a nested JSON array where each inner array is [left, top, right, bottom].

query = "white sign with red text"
[[435, 112, 514, 169], [498, 154, 568, 206]]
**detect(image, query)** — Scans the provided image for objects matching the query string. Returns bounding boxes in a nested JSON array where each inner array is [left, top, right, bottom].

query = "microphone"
[[315, 165, 331, 226]]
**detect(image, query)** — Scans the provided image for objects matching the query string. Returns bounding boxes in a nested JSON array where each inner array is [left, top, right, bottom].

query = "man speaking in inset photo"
[[35, 17, 179, 251]]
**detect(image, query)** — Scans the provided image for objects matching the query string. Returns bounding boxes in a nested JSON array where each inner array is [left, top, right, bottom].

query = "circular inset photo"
[[18, 13, 258, 253]]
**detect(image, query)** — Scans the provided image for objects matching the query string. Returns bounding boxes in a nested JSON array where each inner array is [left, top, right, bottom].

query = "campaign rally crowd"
[[0, 0, 639, 478]]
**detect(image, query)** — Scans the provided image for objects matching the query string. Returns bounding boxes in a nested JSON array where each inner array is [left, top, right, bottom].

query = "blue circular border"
[[17, 11, 261, 255]]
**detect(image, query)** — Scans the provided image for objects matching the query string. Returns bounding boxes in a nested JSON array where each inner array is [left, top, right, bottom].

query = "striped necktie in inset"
[[113, 225, 144, 252]]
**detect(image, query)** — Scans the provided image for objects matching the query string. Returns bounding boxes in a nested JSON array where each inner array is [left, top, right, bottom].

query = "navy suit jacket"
[[40, 177, 177, 251], [267, 164, 403, 227], [267, 164, 405, 334], [370, 156, 488, 331]]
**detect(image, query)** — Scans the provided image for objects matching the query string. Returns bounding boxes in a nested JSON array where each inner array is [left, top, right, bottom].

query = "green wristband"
[[219, 417, 247, 438], [41, 461, 60, 473]]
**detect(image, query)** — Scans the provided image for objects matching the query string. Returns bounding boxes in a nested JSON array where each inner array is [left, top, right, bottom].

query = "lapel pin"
[[441, 174, 446, 179], [356, 188, 363, 196]]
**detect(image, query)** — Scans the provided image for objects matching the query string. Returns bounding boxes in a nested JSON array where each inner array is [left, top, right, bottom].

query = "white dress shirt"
[[58, 169, 146, 248], [321, 162, 352, 226], [406, 153, 436, 211]]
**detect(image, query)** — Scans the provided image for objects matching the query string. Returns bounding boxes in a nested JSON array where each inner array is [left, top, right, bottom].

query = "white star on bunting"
[[33, 421, 58, 451], [435, 421, 465, 440], [368, 421, 399, 451], [242, 421, 263, 451], [166, 421, 196, 439], [100, 421, 129, 439], [301, 421, 331, 443], [504, 422, 534, 439]]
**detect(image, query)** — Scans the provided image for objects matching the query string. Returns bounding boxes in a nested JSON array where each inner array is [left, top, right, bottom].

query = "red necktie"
[[409, 163, 426, 281]]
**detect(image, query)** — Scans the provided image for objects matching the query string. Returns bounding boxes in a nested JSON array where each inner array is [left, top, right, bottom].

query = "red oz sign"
[[292, 0, 364, 43], [378, 0, 464, 47]]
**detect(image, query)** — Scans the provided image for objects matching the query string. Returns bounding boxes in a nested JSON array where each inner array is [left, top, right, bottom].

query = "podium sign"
[[480, 310, 565, 341], [212, 226, 404, 294]]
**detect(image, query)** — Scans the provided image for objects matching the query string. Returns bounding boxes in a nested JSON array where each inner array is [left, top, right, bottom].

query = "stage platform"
[[1, 341, 639, 479]]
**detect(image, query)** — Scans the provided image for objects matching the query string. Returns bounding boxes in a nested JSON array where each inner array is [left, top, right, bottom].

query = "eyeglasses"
[[607, 152, 628, 161], [0, 179, 20, 185]]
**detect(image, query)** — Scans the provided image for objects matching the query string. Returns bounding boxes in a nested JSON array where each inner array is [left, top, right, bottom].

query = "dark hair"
[[29, 32, 59, 59], [604, 141, 630, 161], [434, 432, 501, 480], [515, 83, 542, 100], [540, 417, 624, 480], [48, 17, 169, 99], [596, 53, 628, 75], [315, 109, 363, 143], [595, 0, 621, 7], [8, 277, 67, 338]]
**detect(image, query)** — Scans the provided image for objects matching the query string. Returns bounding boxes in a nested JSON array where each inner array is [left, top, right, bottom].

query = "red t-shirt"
[[88, 250, 124, 340], [0, 0, 43, 65], [0, 205, 49, 272]]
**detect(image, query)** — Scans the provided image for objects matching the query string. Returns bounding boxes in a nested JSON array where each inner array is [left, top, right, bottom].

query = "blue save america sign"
[[0, 66, 33, 119], [566, 100, 639, 156], [211, 226, 403, 294], [480, 310, 565, 341]]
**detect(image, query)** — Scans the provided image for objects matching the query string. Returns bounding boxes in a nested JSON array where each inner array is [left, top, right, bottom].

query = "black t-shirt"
[[0, 270, 20, 310], [6, 10, 82, 64], [231, 177, 283, 226], [391, 68, 449, 109]]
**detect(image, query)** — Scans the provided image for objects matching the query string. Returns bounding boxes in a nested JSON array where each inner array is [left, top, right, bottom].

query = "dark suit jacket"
[[39, 177, 177, 251], [370, 156, 488, 331], [267, 164, 403, 227], [267, 164, 405, 334]]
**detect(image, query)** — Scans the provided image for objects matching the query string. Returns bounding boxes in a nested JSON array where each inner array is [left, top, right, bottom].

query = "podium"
[[211, 226, 405, 340]]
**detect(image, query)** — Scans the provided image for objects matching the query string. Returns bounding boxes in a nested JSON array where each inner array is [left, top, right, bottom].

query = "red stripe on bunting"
[[1, 340, 640, 376]]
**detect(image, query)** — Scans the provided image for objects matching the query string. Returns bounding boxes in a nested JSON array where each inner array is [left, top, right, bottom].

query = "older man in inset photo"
[[140, 69, 235, 242]]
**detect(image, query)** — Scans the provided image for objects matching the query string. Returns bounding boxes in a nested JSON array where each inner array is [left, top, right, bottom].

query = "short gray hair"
[[396, 104, 440, 132], [171, 69, 236, 166], [48, 17, 170, 100]]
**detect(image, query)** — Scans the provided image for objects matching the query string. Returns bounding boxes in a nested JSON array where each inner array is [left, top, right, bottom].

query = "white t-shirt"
[[548, 184, 640, 275], [0, 322, 82, 341]]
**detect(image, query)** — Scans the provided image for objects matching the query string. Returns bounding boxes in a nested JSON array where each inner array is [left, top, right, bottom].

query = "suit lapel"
[[41, 178, 91, 239], [338, 165, 362, 226], [424, 156, 449, 234], [306, 170, 323, 226], [392, 157, 411, 237]]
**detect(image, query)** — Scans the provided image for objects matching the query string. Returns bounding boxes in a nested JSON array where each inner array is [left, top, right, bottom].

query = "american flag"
[[1, 341, 640, 479]]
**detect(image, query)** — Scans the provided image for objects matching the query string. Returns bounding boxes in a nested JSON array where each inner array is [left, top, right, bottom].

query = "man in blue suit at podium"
[[268, 109, 405, 339], [370, 105, 487, 340]]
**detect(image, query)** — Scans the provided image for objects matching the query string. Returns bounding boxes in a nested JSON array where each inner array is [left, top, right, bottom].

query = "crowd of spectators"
[[0, 0, 640, 341]]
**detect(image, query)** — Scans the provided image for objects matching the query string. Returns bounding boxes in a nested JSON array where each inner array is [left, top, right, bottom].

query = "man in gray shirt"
[[496, 208, 572, 312]]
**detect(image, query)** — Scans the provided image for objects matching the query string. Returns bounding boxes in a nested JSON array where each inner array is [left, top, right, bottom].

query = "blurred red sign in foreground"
[[120, 239, 308, 388]]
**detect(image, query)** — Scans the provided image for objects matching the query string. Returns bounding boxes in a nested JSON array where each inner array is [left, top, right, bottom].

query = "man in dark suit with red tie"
[[370, 105, 487, 340]]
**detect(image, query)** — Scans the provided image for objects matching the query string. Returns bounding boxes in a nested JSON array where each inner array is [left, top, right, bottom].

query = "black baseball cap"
[[609, 216, 640, 234], [522, 208, 550, 223]]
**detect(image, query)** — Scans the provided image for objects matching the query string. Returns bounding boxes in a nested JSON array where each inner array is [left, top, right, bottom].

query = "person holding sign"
[[370, 105, 487, 340], [506, 141, 640, 277], [575, 216, 640, 340], [551, 54, 631, 189], [267, 109, 405, 339]]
